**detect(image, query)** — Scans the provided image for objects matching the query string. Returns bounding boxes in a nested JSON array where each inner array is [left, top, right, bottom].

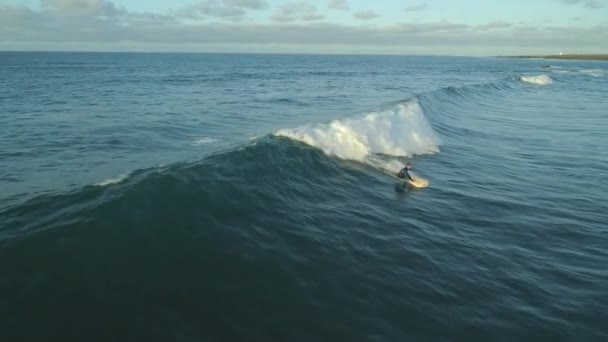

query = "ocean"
[[1, 52, 607, 341]]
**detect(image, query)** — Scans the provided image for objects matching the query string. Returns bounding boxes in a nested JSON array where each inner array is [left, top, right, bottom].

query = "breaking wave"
[[520, 75, 553, 85], [275, 100, 440, 166]]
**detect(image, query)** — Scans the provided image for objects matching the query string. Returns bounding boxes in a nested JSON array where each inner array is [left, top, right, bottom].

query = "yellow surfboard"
[[407, 177, 429, 188]]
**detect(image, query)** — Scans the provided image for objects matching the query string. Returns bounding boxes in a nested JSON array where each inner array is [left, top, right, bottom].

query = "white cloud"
[[405, 4, 428, 12], [554, 0, 606, 8], [1, 1, 607, 55], [223, 0, 269, 10], [41, 0, 125, 16], [477, 21, 512, 30], [177, 0, 269, 20], [272, 2, 324, 22], [328, 0, 349, 10], [353, 10, 379, 20]]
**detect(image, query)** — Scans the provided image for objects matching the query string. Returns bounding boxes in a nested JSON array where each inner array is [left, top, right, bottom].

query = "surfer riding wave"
[[397, 163, 415, 182], [397, 162, 429, 189]]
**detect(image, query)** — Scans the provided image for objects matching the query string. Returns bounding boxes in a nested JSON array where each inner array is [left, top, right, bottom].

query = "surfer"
[[397, 163, 415, 182]]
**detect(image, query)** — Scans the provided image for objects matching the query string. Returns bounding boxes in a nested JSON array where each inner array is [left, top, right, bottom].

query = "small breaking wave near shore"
[[520, 75, 553, 85]]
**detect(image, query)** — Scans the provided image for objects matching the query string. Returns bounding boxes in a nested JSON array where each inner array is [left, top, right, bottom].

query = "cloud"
[[223, 0, 269, 10], [177, 0, 269, 20], [0, 4, 42, 27], [1, 2, 607, 55], [353, 10, 379, 20], [477, 21, 512, 30], [328, 0, 349, 10], [272, 2, 324, 22], [405, 4, 428, 12], [41, 0, 125, 16], [554, 0, 606, 8]]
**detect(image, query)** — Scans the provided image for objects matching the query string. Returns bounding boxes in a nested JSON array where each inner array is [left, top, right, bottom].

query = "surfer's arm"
[[406, 171, 415, 181]]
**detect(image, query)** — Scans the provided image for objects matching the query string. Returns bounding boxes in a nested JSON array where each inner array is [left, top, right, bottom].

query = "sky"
[[0, 0, 607, 55]]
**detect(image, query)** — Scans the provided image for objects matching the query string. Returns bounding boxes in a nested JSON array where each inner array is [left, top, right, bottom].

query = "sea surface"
[[1, 52, 607, 341]]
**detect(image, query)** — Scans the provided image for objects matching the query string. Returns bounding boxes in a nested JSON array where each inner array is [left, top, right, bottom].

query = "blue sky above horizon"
[[1, 0, 607, 55]]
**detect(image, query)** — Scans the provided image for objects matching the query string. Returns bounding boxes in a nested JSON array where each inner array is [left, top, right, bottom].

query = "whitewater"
[[276, 100, 440, 172]]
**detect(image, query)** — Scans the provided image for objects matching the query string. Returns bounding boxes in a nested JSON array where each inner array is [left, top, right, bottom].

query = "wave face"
[[520, 74, 553, 85], [276, 100, 440, 169], [2, 53, 608, 342]]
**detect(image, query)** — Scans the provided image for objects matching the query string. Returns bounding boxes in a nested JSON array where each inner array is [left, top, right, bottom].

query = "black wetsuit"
[[398, 168, 414, 181]]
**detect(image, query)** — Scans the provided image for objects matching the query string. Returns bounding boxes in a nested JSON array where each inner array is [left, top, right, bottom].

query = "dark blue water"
[[1, 52, 607, 341]]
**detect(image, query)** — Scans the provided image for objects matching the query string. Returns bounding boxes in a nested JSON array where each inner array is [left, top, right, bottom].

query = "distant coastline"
[[508, 54, 608, 61]]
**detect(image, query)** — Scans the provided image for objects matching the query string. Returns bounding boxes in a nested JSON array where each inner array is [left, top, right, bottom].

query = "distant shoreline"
[[508, 54, 608, 61]]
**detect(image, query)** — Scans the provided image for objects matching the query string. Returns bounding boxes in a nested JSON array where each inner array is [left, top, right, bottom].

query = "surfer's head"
[[405, 163, 412, 169]]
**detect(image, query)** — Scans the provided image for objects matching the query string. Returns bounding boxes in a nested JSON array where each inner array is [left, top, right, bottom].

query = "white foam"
[[580, 69, 604, 77], [96, 173, 129, 186], [520, 75, 553, 85], [192, 137, 219, 145], [275, 100, 440, 170]]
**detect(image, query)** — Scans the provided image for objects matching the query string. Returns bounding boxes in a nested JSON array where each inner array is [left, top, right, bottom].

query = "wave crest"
[[520, 75, 553, 85], [275, 100, 440, 162], [192, 137, 219, 145], [95, 173, 129, 186]]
